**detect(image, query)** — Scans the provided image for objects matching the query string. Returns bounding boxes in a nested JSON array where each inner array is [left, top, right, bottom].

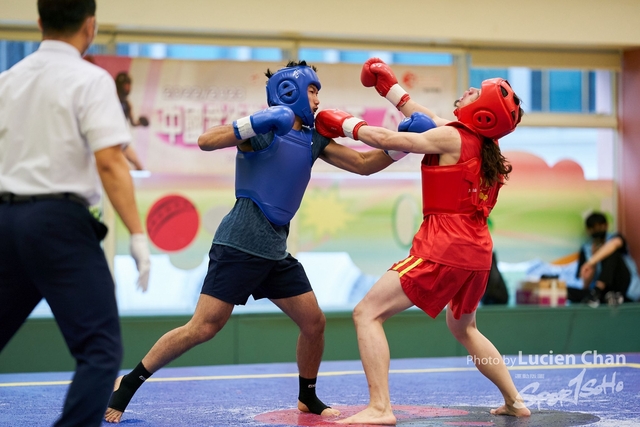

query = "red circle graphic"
[[254, 405, 469, 426], [146, 194, 199, 252]]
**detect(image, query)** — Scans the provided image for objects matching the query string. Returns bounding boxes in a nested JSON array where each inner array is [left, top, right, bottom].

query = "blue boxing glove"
[[398, 112, 437, 133], [233, 106, 295, 140], [386, 112, 438, 161]]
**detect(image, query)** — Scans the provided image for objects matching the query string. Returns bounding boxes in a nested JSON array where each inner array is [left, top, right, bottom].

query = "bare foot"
[[104, 375, 125, 423], [337, 406, 396, 425], [490, 400, 531, 417], [298, 400, 341, 416]]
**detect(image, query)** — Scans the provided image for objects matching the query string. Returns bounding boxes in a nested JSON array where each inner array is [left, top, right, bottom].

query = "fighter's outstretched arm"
[[397, 98, 451, 127], [198, 106, 295, 151], [319, 141, 394, 176], [360, 57, 450, 127], [198, 124, 240, 151], [357, 125, 460, 156], [315, 108, 459, 157]]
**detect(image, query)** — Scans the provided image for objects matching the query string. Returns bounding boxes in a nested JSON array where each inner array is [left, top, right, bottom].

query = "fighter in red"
[[315, 58, 530, 425]]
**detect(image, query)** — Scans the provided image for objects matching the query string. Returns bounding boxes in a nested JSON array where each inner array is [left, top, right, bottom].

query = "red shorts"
[[391, 256, 489, 320]]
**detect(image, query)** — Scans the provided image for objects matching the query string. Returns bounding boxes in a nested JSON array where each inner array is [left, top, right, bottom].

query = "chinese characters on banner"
[[94, 57, 457, 175]]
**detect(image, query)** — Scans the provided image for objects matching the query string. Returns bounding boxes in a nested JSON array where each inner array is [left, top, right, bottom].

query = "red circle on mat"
[[146, 194, 199, 251], [254, 405, 469, 426]]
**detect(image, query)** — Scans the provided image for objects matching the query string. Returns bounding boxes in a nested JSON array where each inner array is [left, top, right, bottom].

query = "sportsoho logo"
[[467, 351, 627, 409], [519, 368, 624, 409]]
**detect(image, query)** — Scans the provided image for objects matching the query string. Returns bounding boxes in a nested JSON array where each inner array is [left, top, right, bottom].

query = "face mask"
[[590, 231, 607, 241]]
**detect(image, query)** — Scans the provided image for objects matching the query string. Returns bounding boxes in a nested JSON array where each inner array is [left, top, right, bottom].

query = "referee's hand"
[[130, 233, 151, 292]]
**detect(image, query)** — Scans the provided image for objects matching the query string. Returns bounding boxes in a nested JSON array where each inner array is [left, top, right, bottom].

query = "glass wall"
[[0, 40, 39, 72], [0, 40, 617, 315], [115, 43, 284, 62], [470, 67, 613, 115]]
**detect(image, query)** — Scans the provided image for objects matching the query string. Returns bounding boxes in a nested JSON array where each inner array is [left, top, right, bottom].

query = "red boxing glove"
[[315, 109, 367, 140], [361, 58, 410, 108]]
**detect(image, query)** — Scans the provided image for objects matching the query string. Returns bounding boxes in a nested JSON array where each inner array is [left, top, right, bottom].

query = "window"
[[549, 70, 583, 112], [470, 68, 509, 87], [0, 40, 39, 72], [298, 48, 453, 66], [0, 40, 110, 72], [115, 43, 283, 61], [471, 67, 613, 115]]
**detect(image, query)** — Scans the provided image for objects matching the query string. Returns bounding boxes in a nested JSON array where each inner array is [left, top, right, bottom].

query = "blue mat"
[[1, 354, 638, 426]]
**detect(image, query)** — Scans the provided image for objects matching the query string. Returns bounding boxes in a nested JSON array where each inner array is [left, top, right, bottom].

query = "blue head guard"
[[266, 66, 321, 127]]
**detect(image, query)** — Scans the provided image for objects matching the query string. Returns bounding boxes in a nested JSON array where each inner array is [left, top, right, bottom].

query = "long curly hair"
[[481, 138, 513, 187], [480, 96, 523, 186]]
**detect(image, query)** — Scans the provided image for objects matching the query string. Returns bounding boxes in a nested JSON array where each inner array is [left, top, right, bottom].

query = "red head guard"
[[453, 78, 522, 140]]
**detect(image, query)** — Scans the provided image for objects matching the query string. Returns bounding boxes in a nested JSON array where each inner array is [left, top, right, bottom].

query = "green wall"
[[1, 304, 639, 373]]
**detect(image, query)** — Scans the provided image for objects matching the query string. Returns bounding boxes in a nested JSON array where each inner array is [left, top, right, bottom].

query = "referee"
[[0, 1, 150, 426]]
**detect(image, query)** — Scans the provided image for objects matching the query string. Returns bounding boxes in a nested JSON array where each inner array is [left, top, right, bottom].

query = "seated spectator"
[[568, 212, 640, 307]]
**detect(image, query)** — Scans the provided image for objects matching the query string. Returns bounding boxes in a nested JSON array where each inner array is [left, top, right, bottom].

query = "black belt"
[[0, 192, 89, 207]]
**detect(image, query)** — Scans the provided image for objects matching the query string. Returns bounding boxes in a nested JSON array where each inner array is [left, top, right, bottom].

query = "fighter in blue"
[[105, 61, 396, 423]]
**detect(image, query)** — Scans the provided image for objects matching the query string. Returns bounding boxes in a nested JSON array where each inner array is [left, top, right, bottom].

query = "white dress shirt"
[[0, 40, 131, 205]]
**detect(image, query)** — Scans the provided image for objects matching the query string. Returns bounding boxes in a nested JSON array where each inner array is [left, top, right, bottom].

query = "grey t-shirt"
[[213, 129, 331, 260]]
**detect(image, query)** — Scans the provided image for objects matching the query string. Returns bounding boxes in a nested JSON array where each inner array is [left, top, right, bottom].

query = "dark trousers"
[[568, 251, 632, 303], [598, 251, 631, 296], [0, 199, 122, 427]]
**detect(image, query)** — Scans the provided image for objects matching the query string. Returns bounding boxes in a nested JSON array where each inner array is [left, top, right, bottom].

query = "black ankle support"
[[108, 362, 152, 412], [298, 376, 330, 415]]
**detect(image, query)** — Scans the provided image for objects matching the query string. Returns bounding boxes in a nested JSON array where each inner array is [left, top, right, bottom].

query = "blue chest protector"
[[235, 128, 313, 226]]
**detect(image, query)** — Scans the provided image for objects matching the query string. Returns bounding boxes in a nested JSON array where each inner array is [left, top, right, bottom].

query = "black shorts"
[[201, 244, 313, 305]]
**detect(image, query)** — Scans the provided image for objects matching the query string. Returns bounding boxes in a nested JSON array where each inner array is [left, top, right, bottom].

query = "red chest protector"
[[421, 123, 502, 218]]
